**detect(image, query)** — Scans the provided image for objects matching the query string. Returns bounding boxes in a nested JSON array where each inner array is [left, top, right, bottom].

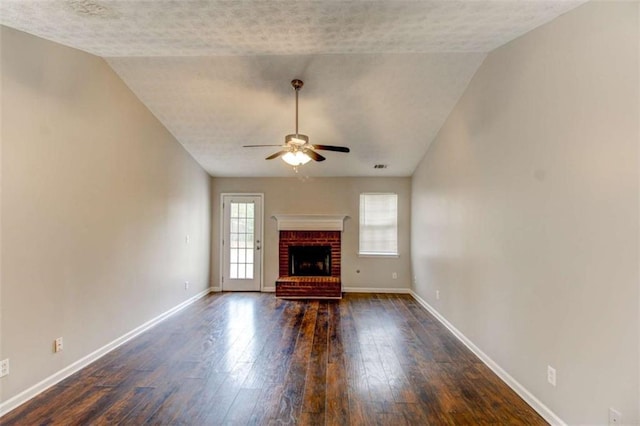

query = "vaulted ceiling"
[[0, 1, 585, 177]]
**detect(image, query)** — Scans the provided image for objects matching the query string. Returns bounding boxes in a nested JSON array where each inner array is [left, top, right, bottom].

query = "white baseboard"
[[409, 290, 566, 426], [0, 288, 211, 417], [209, 286, 272, 293], [343, 287, 411, 294]]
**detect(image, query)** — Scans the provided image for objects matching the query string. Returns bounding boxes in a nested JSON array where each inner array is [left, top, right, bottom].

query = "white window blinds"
[[359, 193, 398, 256]]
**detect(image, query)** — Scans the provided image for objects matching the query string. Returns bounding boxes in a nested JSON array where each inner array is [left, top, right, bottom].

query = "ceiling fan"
[[243, 79, 350, 167]]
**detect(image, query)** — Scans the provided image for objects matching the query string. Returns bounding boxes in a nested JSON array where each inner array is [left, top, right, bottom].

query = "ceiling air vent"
[[374, 164, 388, 169]]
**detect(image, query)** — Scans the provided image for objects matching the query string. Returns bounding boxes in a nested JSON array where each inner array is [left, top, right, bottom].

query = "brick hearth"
[[276, 230, 342, 298]]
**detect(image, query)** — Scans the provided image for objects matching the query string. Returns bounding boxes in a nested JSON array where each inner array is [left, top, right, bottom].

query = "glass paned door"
[[222, 195, 262, 291]]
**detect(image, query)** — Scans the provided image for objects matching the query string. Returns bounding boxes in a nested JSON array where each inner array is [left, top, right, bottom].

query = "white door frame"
[[220, 193, 264, 291]]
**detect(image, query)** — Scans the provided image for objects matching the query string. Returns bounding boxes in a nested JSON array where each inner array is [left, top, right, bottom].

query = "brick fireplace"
[[273, 215, 346, 299]]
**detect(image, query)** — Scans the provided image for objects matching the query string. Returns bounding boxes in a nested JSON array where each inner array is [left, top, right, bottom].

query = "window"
[[359, 193, 398, 256]]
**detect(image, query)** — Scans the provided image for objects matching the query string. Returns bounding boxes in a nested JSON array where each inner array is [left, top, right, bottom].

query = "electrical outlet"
[[392, 272, 397, 279], [547, 365, 556, 387], [436, 290, 440, 300], [55, 337, 63, 353], [185, 234, 190, 244], [609, 408, 622, 425], [184, 281, 189, 290], [0, 359, 9, 377]]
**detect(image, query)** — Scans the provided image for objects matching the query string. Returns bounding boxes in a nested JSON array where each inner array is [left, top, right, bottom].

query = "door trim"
[[219, 193, 264, 292]]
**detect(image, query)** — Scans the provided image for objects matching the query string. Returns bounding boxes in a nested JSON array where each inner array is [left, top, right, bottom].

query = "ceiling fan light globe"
[[282, 151, 311, 166]]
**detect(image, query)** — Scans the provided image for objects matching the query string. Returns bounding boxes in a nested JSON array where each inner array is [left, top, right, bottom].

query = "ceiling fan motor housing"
[[285, 134, 309, 146]]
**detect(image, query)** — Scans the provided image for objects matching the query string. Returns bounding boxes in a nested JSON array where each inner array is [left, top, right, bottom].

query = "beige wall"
[[411, 2, 639, 424], [211, 177, 411, 291], [0, 27, 211, 403]]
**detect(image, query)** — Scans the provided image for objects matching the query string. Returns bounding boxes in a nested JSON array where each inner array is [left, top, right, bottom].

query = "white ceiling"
[[0, 0, 585, 177]]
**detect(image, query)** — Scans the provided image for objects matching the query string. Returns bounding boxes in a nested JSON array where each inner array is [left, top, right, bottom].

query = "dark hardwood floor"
[[2, 293, 546, 425]]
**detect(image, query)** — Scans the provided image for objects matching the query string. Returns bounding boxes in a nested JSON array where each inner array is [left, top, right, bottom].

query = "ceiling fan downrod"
[[291, 79, 303, 136]]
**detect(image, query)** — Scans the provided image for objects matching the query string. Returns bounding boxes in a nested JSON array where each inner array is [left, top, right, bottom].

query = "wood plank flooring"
[[1, 293, 547, 425]]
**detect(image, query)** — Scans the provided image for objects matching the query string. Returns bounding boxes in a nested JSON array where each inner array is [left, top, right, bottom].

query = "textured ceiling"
[[0, 0, 585, 177]]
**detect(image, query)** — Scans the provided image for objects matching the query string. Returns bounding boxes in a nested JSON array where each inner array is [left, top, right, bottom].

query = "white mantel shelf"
[[272, 214, 348, 231]]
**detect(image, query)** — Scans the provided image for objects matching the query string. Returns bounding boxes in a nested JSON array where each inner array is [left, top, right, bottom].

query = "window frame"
[[358, 192, 399, 257]]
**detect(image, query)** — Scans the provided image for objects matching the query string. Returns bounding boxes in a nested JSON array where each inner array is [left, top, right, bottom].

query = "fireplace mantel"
[[272, 214, 348, 231]]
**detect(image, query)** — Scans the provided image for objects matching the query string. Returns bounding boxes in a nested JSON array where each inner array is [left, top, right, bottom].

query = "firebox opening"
[[289, 245, 331, 276]]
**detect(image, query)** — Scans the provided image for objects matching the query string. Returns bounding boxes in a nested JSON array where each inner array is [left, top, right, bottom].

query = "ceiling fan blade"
[[305, 149, 326, 162], [312, 144, 350, 153], [244, 144, 284, 148], [266, 151, 288, 160]]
